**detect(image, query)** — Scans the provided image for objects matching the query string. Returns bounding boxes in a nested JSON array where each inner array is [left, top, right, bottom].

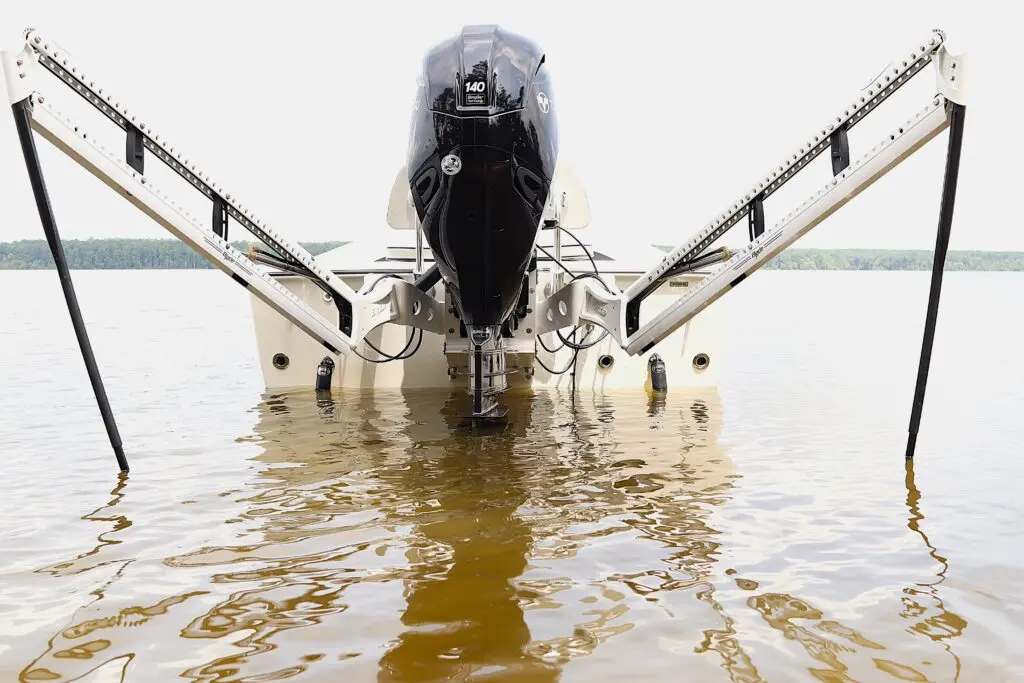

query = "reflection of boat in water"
[[237, 390, 973, 681], [230, 387, 739, 680], [251, 387, 736, 495], [14, 390, 971, 681]]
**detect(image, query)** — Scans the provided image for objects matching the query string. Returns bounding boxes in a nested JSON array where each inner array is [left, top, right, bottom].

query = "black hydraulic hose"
[[414, 264, 441, 291], [538, 333, 565, 354], [536, 244, 575, 278], [555, 223, 600, 275], [567, 270, 616, 295], [536, 325, 597, 375], [535, 348, 579, 375], [353, 273, 425, 362], [536, 235, 616, 354], [661, 247, 731, 279], [249, 247, 338, 301], [557, 326, 608, 350], [353, 327, 423, 364]]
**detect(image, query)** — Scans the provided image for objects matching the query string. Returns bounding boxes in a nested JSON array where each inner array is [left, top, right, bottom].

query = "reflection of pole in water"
[[902, 457, 965, 680], [39, 471, 133, 576], [19, 472, 164, 682], [743, 459, 968, 681], [747, 592, 889, 679]]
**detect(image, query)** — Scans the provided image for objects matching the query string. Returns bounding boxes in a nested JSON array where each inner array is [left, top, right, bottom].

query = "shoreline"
[[4, 240, 1024, 271]]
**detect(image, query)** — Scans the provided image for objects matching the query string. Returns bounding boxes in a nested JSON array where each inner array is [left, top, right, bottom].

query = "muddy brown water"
[[1, 270, 1022, 681]]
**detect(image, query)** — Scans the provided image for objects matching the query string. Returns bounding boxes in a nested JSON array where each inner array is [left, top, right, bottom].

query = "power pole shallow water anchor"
[[905, 103, 966, 459], [11, 98, 129, 473]]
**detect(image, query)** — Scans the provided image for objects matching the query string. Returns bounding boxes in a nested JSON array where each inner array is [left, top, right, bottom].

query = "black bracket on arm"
[[748, 194, 765, 241], [830, 125, 850, 176], [212, 195, 228, 240], [126, 122, 144, 174]]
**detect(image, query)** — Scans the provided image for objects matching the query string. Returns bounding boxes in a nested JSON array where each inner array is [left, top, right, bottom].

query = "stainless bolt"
[[526, 328, 533, 334]]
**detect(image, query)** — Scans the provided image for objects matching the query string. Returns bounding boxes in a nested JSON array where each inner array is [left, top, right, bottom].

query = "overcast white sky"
[[0, 0, 1017, 251]]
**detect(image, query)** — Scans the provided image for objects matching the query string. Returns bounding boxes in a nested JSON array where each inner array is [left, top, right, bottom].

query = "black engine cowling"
[[407, 25, 558, 328]]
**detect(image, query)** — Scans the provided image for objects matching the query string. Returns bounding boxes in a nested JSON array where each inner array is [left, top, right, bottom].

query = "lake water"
[[0, 270, 1022, 682]]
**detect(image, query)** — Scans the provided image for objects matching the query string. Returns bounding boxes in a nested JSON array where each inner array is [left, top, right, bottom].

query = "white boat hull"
[[252, 271, 722, 392]]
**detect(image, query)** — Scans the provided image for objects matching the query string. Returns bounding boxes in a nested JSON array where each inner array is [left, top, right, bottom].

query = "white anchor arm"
[[2, 29, 444, 356], [545, 30, 966, 357]]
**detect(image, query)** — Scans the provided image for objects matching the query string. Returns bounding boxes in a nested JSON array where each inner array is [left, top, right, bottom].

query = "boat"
[[250, 226, 724, 394], [1, 24, 967, 469]]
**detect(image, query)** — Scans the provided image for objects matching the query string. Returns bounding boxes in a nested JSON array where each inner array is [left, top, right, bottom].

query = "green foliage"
[[2, 240, 1024, 271], [762, 248, 1024, 271], [0, 239, 347, 270], [648, 245, 1024, 271]]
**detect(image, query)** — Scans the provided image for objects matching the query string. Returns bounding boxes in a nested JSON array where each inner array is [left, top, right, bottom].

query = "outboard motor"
[[407, 25, 558, 416]]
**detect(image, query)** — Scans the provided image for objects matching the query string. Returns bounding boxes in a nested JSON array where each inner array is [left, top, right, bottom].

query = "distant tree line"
[[3, 239, 1024, 271], [762, 248, 1024, 271], [648, 245, 1024, 272], [0, 239, 346, 270]]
